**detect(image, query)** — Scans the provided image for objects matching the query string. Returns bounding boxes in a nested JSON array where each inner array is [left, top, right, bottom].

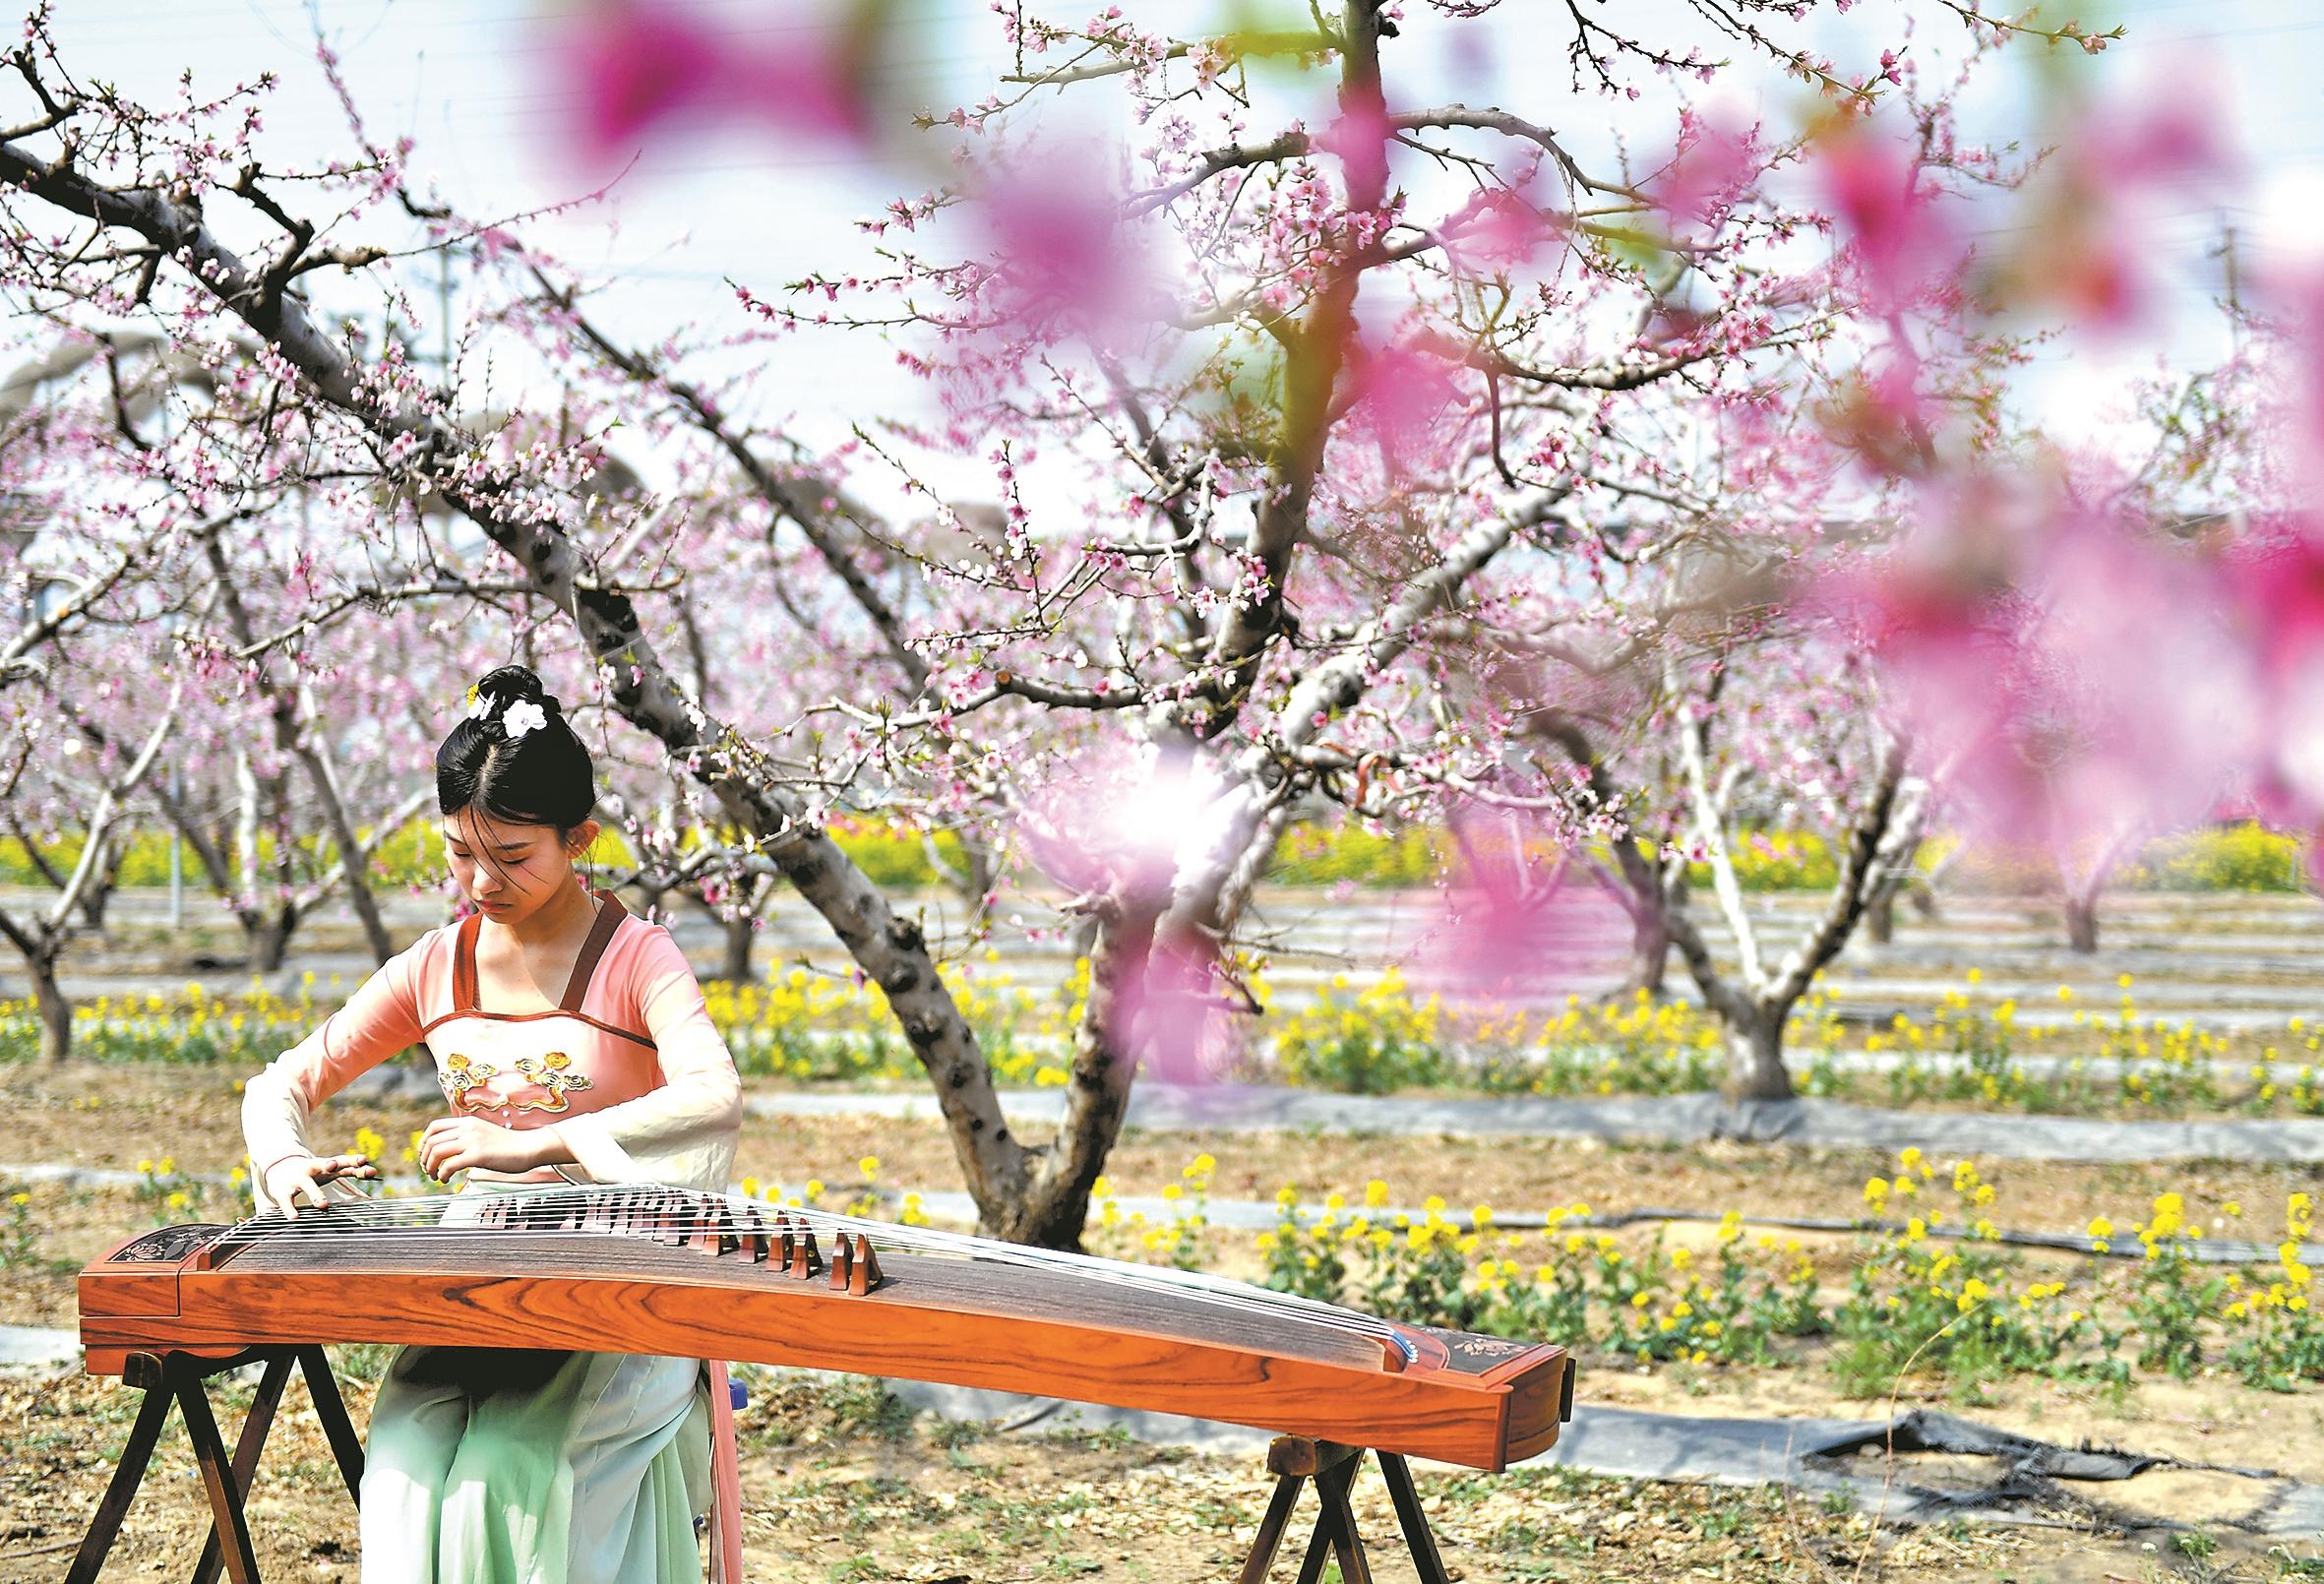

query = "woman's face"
[[441, 809, 598, 927]]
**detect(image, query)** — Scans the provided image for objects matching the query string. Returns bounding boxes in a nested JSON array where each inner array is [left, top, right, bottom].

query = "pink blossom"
[[975, 150, 1144, 337], [556, 0, 868, 166], [1988, 90, 2228, 334], [1849, 480, 2252, 859], [1311, 97, 1392, 199], [1014, 748, 1246, 1082], [1439, 189, 1560, 277], [1405, 810, 1627, 1009], [1655, 116, 1757, 231], [1813, 124, 1958, 315], [2226, 536, 2324, 835], [560, 0, 724, 160], [1342, 335, 1465, 473]]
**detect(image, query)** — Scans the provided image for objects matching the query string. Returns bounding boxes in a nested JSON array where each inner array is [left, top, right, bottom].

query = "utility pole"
[[436, 249, 453, 386], [2210, 219, 2242, 358]]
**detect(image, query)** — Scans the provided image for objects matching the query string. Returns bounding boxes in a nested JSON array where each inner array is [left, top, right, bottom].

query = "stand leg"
[[172, 1359, 264, 1584], [1376, 1453, 1448, 1584], [1294, 1460, 1374, 1584], [1236, 1474, 1307, 1584], [1236, 1442, 1453, 1584], [64, 1371, 175, 1584], [190, 1354, 293, 1584], [296, 1346, 365, 1501]]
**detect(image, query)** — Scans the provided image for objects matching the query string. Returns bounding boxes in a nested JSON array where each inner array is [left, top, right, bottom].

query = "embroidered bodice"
[[242, 890, 742, 1207]]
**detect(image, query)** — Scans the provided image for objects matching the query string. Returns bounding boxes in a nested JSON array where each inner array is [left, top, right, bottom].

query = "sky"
[[30, 0, 2324, 507]]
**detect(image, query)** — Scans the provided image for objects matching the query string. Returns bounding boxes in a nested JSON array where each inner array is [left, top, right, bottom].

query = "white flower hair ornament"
[[463, 686, 494, 721], [499, 700, 549, 741]]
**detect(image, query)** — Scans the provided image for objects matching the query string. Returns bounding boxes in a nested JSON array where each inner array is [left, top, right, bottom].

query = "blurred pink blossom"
[[1851, 482, 2250, 858], [558, 0, 868, 166], [1406, 811, 1628, 1009], [975, 150, 1149, 340], [1016, 748, 1229, 1082], [1814, 123, 1959, 315], [1312, 98, 1393, 197], [1342, 335, 1464, 473], [1439, 189, 1560, 278], [2226, 536, 2324, 841], [2005, 96, 2224, 333], [1656, 115, 1758, 231]]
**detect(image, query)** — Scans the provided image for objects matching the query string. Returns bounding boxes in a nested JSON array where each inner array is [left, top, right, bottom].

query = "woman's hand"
[[417, 1117, 565, 1183], [262, 1152, 375, 1219]]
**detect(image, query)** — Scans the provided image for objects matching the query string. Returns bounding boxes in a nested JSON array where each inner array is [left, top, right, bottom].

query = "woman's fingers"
[[281, 1165, 331, 1217], [419, 1120, 459, 1180], [270, 1152, 381, 1217]]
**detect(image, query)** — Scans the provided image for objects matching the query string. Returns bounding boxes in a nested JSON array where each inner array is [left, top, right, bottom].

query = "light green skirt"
[[355, 1196, 711, 1582]]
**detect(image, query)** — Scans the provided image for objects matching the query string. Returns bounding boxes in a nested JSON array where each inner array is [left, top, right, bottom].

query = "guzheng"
[[82, 1183, 1572, 1472]]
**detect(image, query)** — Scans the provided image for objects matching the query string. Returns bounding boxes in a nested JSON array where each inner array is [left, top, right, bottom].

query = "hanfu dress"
[[241, 889, 744, 1584]]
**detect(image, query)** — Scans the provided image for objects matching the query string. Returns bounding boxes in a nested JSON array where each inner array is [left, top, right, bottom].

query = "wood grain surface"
[[81, 1225, 1572, 1471]]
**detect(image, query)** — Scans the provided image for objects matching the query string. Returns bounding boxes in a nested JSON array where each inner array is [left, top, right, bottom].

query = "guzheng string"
[[223, 1185, 1414, 1351]]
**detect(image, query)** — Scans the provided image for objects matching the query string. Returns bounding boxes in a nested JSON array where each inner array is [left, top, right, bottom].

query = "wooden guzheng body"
[[81, 1184, 1572, 1472]]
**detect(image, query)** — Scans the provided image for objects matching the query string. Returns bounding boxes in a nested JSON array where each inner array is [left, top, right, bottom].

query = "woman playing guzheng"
[[240, 664, 744, 1583]]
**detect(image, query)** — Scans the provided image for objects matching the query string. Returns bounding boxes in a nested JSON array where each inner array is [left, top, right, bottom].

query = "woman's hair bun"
[[439, 663, 593, 834], [470, 664, 562, 717]]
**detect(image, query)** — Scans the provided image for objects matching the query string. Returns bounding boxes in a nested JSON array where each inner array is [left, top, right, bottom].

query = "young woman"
[[242, 664, 743, 1583]]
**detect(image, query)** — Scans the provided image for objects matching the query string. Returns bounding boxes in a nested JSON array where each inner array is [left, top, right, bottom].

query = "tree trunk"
[[1622, 902, 1670, 998], [719, 910, 755, 983], [249, 903, 297, 975], [2064, 893, 2100, 953], [1865, 889, 1895, 944], [1724, 1005, 1794, 1102], [335, 837, 395, 965], [28, 948, 70, 1065], [993, 890, 1163, 1249]]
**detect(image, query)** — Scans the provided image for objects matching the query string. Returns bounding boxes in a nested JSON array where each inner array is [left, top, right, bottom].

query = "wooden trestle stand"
[[67, 1352, 1466, 1583], [66, 1346, 364, 1584], [1238, 1434, 1452, 1584]]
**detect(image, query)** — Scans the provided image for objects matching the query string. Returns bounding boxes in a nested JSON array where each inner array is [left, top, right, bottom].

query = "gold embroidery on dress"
[[512, 1050, 593, 1113], [440, 1052, 499, 1109]]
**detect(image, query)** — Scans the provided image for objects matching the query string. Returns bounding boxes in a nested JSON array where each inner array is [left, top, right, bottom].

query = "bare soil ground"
[[5, 1365, 2320, 1584]]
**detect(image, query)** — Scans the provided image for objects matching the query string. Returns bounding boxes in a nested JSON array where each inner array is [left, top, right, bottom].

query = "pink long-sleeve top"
[[242, 890, 742, 1211]]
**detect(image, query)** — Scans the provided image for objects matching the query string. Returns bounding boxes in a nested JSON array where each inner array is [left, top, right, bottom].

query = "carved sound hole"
[[108, 1224, 224, 1263]]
